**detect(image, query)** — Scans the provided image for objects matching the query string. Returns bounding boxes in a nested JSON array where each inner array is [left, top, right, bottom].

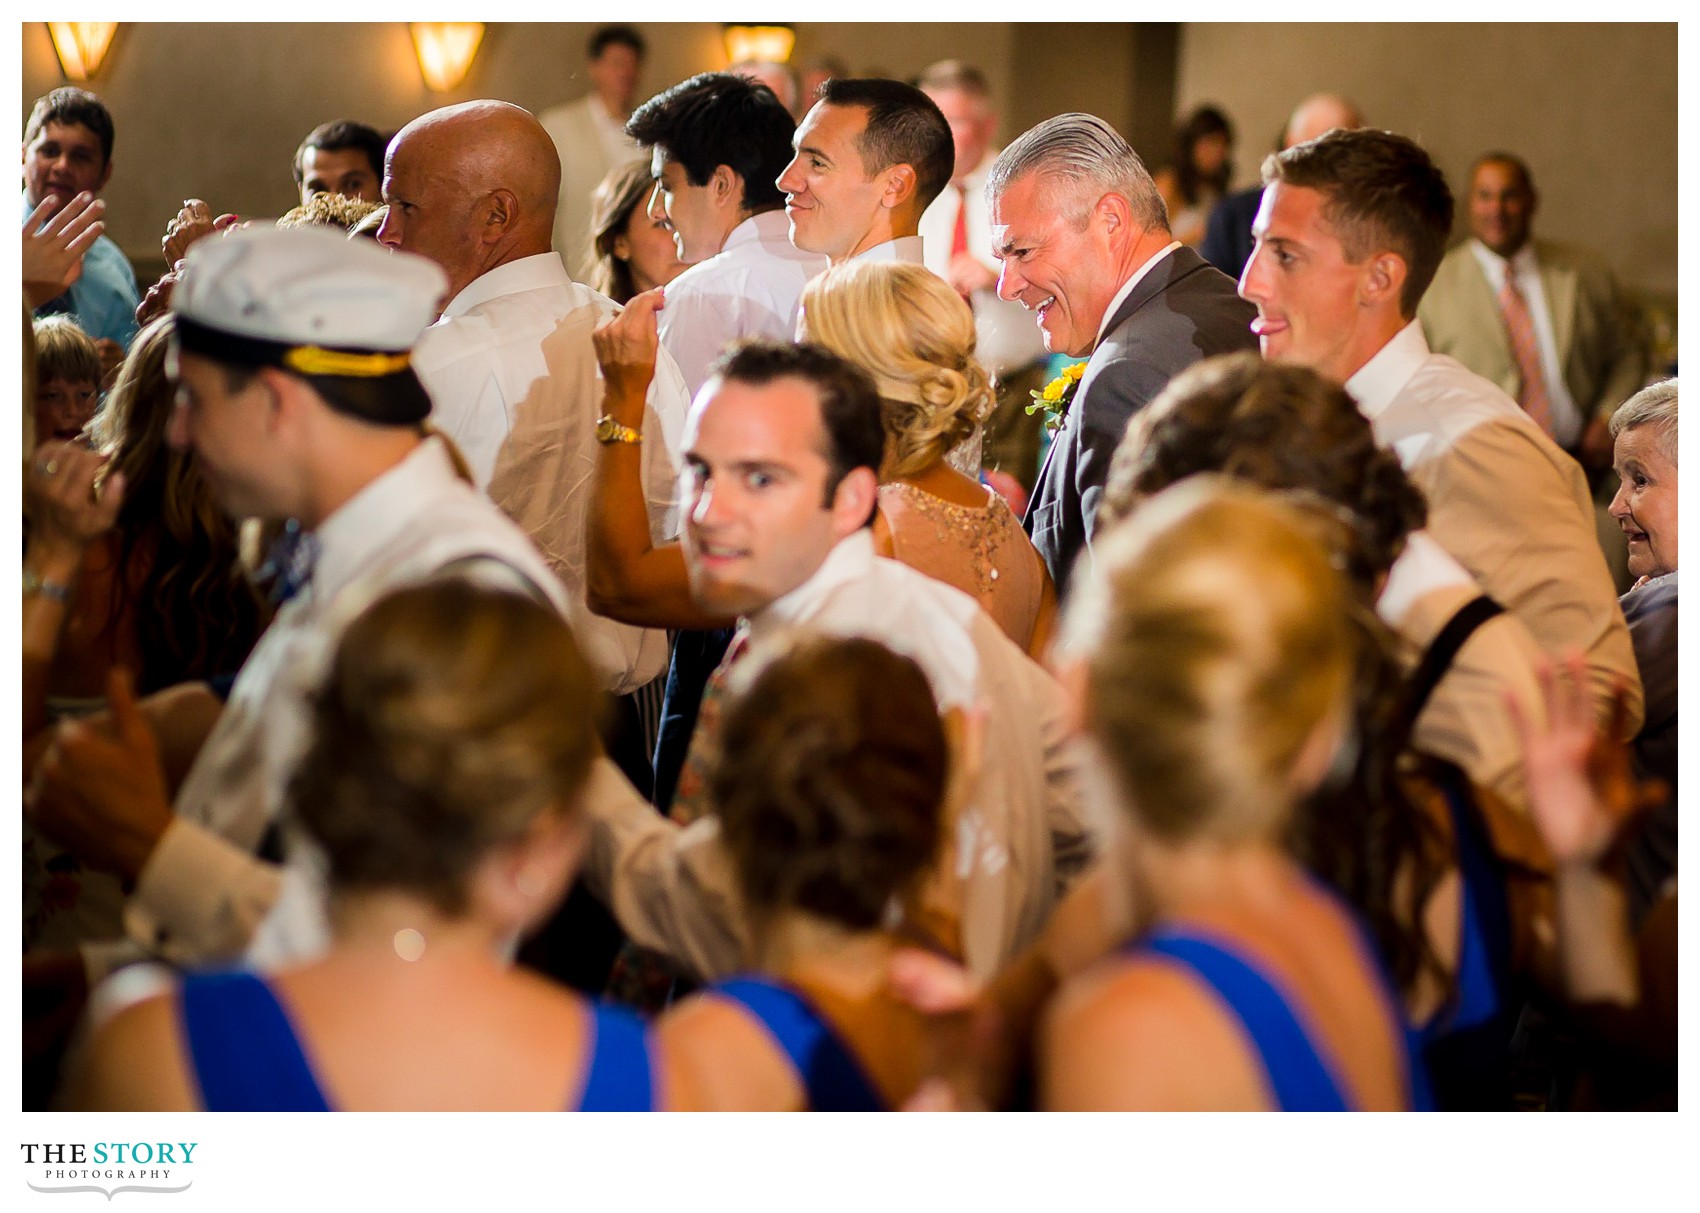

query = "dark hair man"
[[1418, 151, 1649, 468], [27, 226, 568, 980], [625, 72, 825, 395], [292, 120, 387, 206], [570, 330, 1094, 982], [22, 86, 139, 355], [1240, 126, 1640, 734], [776, 77, 953, 267], [540, 24, 649, 277]]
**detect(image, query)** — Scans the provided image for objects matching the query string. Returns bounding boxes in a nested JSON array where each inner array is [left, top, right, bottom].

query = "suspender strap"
[[1401, 594, 1506, 727]]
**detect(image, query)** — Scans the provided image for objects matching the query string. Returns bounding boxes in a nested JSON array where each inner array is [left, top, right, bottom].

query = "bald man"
[[380, 100, 692, 775], [1199, 92, 1364, 279]]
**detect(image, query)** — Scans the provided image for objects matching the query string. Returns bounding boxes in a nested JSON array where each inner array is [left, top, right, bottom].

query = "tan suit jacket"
[[1418, 239, 1649, 430], [539, 95, 643, 281]]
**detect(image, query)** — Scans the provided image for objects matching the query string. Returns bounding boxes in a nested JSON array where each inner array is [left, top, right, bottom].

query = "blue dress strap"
[[1136, 932, 1350, 1111], [575, 1003, 654, 1111], [711, 976, 886, 1111], [1436, 776, 1512, 1035], [179, 969, 331, 1112]]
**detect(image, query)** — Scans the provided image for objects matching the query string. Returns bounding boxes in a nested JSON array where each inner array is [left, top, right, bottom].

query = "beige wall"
[[1175, 22, 1678, 299], [20, 21, 1011, 268], [23, 21, 1676, 305]]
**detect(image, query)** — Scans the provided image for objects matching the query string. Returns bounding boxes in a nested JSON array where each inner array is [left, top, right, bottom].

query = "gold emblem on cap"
[[283, 346, 413, 377]]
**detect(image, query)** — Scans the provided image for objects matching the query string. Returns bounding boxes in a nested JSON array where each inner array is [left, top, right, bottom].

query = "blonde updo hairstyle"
[[799, 260, 993, 479], [1058, 478, 1354, 844], [288, 580, 603, 916]]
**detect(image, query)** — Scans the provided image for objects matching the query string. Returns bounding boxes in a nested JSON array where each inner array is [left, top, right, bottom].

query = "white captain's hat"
[[172, 226, 447, 425]]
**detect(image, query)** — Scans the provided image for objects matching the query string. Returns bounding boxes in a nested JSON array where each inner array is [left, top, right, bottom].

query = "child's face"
[[34, 377, 99, 448]]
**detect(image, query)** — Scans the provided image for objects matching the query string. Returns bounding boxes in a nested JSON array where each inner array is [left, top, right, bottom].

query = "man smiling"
[[986, 112, 1254, 596], [776, 78, 952, 268], [1239, 126, 1639, 732]]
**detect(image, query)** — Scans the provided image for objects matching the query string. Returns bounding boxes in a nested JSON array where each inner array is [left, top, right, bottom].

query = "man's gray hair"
[[1609, 377, 1678, 466], [986, 112, 1168, 232]]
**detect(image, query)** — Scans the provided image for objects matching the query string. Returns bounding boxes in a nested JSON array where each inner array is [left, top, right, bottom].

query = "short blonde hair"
[[1059, 478, 1353, 843], [799, 260, 992, 478]]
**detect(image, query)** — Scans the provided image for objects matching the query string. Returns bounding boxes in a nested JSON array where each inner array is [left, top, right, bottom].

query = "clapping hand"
[[161, 199, 239, 266], [22, 192, 105, 309], [592, 287, 664, 406]]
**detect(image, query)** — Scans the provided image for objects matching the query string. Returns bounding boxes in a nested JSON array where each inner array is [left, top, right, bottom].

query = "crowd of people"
[[21, 24, 1676, 1113]]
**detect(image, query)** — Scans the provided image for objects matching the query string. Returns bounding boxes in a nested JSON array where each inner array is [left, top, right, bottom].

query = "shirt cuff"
[[125, 816, 283, 963]]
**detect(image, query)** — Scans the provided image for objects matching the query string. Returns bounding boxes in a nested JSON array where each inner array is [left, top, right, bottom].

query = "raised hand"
[[1508, 654, 1658, 868], [26, 441, 125, 551], [22, 192, 105, 308], [592, 286, 665, 406], [27, 669, 175, 881], [161, 199, 239, 266]]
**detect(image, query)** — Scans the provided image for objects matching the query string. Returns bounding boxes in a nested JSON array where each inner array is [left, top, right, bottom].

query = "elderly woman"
[[655, 634, 949, 1110], [1606, 377, 1677, 917], [64, 582, 654, 1111], [1041, 480, 1423, 1109]]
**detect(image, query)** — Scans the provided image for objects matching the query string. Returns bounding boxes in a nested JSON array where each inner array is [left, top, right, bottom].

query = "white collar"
[[1094, 241, 1182, 345], [310, 437, 462, 601], [1343, 319, 1431, 422], [748, 530, 875, 644], [723, 208, 790, 251], [849, 235, 926, 265], [439, 253, 573, 319], [1468, 238, 1538, 285]]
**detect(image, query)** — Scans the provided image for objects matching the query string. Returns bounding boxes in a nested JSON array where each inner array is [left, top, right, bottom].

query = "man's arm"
[[576, 757, 751, 980], [1416, 419, 1643, 735]]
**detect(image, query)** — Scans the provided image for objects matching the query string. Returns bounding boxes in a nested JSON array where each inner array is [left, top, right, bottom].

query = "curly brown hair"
[[711, 633, 948, 931], [1103, 352, 1426, 593], [287, 581, 602, 916]]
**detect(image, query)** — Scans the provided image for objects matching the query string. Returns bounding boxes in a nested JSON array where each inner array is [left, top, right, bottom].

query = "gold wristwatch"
[[595, 415, 643, 445]]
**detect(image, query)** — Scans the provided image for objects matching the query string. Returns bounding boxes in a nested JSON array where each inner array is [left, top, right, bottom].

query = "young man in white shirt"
[[626, 71, 826, 398], [776, 78, 953, 269], [576, 332, 1094, 981]]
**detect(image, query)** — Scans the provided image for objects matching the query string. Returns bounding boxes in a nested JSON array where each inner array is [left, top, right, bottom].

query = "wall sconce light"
[[410, 22, 484, 92], [722, 24, 795, 65], [47, 22, 119, 81]]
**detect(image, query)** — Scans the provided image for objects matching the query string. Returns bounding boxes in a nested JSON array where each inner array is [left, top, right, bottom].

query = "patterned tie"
[[668, 621, 751, 827], [950, 184, 972, 303], [255, 520, 321, 605], [1497, 269, 1553, 434]]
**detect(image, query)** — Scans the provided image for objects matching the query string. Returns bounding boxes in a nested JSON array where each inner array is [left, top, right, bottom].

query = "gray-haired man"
[[988, 112, 1256, 597]]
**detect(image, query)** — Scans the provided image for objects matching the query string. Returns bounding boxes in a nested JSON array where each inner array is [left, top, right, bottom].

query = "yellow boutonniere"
[[1027, 361, 1087, 433]]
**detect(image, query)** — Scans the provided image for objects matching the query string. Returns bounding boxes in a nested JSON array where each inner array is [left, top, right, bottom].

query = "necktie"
[[1497, 269, 1553, 434], [950, 184, 971, 302], [668, 621, 751, 827], [255, 520, 321, 605]]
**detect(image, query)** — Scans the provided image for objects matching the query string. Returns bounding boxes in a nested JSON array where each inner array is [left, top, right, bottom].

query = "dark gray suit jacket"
[[1024, 245, 1258, 598]]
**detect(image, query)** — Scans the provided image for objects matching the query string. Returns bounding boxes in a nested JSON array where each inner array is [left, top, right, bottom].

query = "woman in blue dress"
[[1039, 480, 1422, 1110], [64, 581, 653, 1111], [654, 634, 951, 1111]]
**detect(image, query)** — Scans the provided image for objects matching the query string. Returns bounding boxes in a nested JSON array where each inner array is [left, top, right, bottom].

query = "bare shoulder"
[[653, 991, 806, 1111], [62, 991, 198, 1111], [1040, 956, 1267, 1110]]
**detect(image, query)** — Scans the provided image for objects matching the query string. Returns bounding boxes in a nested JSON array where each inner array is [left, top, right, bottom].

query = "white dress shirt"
[[658, 209, 828, 398], [849, 234, 926, 266], [579, 530, 1095, 980], [412, 253, 693, 694], [1347, 320, 1641, 733], [918, 153, 1047, 376], [1468, 240, 1584, 447], [112, 438, 569, 977]]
